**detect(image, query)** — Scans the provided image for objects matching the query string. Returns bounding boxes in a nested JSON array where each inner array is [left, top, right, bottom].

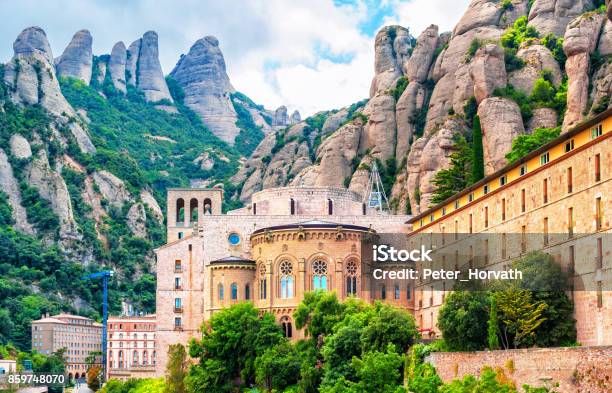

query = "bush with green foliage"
[[393, 77, 409, 101], [541, 34, 566, 68], [231, 92, 265, 155], [505, 126, 560, 163], [493, 85, 533, 123], [99, 378, 165, 393]]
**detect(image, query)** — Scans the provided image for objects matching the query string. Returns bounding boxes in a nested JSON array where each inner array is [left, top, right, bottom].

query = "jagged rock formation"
[[126, 39, 140, 86], [0, 149, 34, 234], [3, 27, 96, 154], [55, 29, 93, 84], [10, 134, 32, 159], [292, 121, 362, 188], [110, 32, 173, 103], [370, 26, 413, 95], [93, 170, 131, 208], [27, 150, 79, 239], [127, 203, 147, 238], [273, 106, 288, 126], [109, 42, 127, 93], [528, 0, 595, 36], [170, 36, 238, 144], [478, 97, 525, 174], [562, 11, 605, 130], [235, 0, 608, 215], [508, 44, 562, 94], [469, 43, 507, 104], [138, 31, 173, 102], [140, 190, 163, 222], [290, 110, 301, 124]]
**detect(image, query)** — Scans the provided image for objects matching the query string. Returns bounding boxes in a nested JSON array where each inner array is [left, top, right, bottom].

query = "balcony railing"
[[174, 307, 183, 313], [174, 325, 183, 331]]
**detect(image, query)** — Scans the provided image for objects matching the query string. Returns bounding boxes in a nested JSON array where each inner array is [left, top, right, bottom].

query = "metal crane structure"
[[363, 161, 390, 213], [82, 270, 114, 381]]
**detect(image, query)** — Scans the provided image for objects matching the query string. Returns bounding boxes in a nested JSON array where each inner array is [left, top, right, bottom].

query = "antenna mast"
[[363, 161, 390, 213]]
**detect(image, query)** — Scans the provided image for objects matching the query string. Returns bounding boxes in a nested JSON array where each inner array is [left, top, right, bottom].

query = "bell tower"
[[166, 188, 223, 241]]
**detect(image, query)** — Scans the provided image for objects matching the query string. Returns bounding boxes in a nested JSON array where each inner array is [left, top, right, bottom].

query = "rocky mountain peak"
[[370, 25, 413, 96], [55, 29, 93, 84], [13, 26, 54, 64], [109, 41, 127, 93], [137, 31, 173, 103], [273, 106, 288, 126], [170, 35, 239, 144], [290, 110, 301, 124]]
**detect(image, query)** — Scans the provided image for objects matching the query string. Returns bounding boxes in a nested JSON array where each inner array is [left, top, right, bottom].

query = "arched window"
[[176, 198, 184, 224], [203, 198, 212, 215], [362, 203, 366, 215], [279, 260, 294, 299], [218, 283, 224, 300], [253, 203, 257, 215], [231, 283, 238, 300], [381, 285, 386, 300], [245, 284, 250, 300], [152, 351, 156, 365], [290, 198, 296, 215], [190, 198, 198, 224], [394, 284, 400, 299], [328, 199, 333, 215], [312, 260, 328, 290], [132, 350, 138, 366], [259, 264, 267, 299], [118, 350, 124, 368], [280, 316, 293, 338], [345, 260, 358, 296], [143, 351, 148, 365]]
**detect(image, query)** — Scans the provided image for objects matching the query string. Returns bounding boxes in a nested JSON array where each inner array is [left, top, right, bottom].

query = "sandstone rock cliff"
[[273, 106, 289, 127], [109, 41, 127, 93], [0, 149, 34, 234], [562, 11, 605, 130], [3, 27, 96, 154], [528, 0, 595, 37], [170, 36, 239, 144], [55, 29, 93, 84]]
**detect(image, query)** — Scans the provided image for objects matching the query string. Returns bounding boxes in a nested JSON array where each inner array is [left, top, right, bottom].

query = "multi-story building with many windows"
[[31, 314, 102, 381], [106, 314, 157, 380], [407, 107, 611, 345], [154, 186, 411, 375]]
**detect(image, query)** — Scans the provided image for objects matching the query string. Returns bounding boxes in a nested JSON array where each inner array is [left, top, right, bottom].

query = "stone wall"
[[426, 346, 612, 393]]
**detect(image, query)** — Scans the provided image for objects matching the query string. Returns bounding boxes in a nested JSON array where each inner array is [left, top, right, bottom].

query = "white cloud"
[[0, 0, 469, 117], [384, 0, 471, 36]]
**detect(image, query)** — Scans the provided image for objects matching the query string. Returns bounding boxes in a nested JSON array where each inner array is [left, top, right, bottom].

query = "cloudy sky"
[[0, 0, 469, 116]]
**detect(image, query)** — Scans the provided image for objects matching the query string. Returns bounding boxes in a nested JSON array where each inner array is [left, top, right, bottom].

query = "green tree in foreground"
[[165, 344, 188, 393], [437, 291, 489, 351], [186, 302, 283, 392], [487, 296, 501, 350], [254, 341, 301, 391], [471, 115, 485, 183], [431, 136, 473, 204], [495, 290, 547, 349]]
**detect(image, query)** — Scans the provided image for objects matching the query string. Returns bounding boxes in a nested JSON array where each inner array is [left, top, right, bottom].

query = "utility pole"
[[82, 270, 114, 383]]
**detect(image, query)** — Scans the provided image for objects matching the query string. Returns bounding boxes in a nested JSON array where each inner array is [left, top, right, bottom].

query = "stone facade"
[[107, 315, 157, 380], [427, 346, 612, 393], [155, 186, 411, 374], [31, 314, 102, 381], [408, 108, 612, 345]]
